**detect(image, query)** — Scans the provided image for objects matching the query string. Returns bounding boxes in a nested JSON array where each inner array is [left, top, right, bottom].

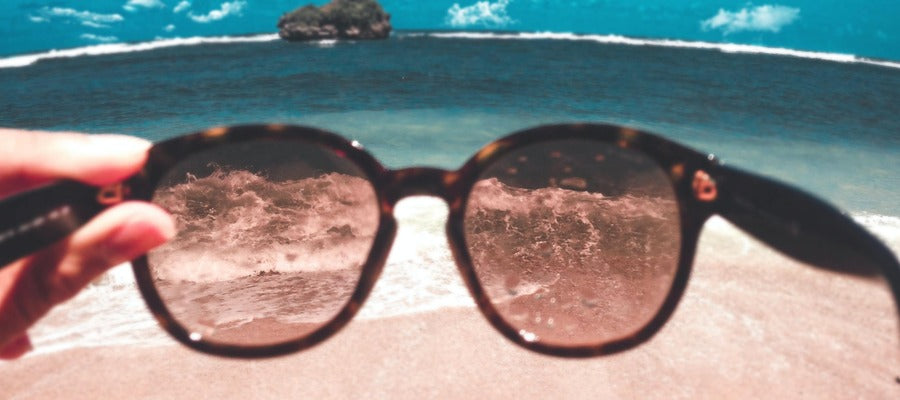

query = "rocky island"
[[277, 0, 392, 41]]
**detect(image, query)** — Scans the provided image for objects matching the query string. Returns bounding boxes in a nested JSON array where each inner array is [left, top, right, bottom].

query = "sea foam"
[[421, 31, 900, 70], [0, 34, 280, 69], [3, 31, 898, 70]]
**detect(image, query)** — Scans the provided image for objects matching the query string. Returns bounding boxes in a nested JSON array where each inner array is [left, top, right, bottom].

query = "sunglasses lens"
[[463, 139, 682, 347], [146, 139, 379, 346]]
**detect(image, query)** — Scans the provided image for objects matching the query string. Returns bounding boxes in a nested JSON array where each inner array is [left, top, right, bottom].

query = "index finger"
[[0, 129, 151, 197]]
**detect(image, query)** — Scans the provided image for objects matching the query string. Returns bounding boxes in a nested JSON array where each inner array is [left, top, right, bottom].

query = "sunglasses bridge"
[[380, 167, 460, 209]]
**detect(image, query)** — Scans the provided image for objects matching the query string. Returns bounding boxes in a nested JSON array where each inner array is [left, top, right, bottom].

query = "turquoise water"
[[1, 32, 898, 214], [2, 1, 899, 60]]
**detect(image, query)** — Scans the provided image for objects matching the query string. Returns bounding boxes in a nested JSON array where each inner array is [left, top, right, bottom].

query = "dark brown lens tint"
[[146, 140, 380, 346], [463, 139, 682, 347]]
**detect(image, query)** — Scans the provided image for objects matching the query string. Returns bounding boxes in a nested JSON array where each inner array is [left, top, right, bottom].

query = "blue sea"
[[1, 31, 898, 213], [3, 1, 900, 61], [1, 31, 899, 363]]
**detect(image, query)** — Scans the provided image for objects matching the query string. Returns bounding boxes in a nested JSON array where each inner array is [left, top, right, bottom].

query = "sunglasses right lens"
[[463, 139, 682, 347], [145, 138, 380, 347]]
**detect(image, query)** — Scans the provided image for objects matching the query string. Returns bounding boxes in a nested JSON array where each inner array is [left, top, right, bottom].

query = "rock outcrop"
[[277, 0, 391, 41]]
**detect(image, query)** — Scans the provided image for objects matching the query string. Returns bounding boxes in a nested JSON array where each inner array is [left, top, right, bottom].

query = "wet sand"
[[3, 220, 899, 399]]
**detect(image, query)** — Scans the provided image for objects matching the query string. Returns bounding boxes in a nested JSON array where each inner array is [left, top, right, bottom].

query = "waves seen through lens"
[[464, 140, 681, 347], [147, 141, 379, 346]]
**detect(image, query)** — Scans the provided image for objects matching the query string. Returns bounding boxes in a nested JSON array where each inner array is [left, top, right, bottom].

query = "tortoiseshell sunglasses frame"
[[1, 123, 897, 358]]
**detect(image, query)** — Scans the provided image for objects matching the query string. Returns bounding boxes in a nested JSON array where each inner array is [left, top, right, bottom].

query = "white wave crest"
[[5, 31, 898, 70], [425, 31, 900, 70], [853, 213, 900, 253], [0, 33, 279, 69]]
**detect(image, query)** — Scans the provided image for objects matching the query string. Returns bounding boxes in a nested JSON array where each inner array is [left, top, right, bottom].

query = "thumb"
[[0, 202, 175, 354]]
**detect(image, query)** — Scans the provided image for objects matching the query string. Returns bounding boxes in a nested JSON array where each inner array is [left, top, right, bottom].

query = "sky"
[[1, 1, 898, 60]]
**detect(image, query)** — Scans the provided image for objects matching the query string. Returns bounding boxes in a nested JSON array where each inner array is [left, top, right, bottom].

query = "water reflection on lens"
[[147, 140, 379, 346], [464, 140, 682, 347]]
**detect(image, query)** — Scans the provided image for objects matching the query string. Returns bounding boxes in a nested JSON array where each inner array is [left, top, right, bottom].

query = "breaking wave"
[[418, 31, 900, 70], [148, 167, 379, 283], [4, 30, 898, 70], [0, 34, 279, 69], [464, 177, 682, 343]]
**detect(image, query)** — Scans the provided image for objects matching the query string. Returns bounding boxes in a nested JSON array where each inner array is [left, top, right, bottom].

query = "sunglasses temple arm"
[[0, 179, 107, 268], [711, 164, 900, 302]]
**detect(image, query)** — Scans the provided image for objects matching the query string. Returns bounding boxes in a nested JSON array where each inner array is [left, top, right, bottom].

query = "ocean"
[[0, 31, 899, 356]]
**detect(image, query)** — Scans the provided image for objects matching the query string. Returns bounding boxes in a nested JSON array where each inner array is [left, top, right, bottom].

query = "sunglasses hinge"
[[97, 183, 128, 205], [692, 170, 718, 202]]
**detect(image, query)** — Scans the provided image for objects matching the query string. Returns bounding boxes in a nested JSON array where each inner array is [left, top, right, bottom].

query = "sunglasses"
[[1, 123, 898, 358]]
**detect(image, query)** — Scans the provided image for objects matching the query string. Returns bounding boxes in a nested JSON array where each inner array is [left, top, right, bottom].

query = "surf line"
[[422, 31, 900, 70], [0, 34, 280, 69], [3, 30, 898, 71]]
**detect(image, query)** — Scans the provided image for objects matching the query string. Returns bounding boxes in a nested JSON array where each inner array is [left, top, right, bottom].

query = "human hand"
[[0, 129, 175, 359]]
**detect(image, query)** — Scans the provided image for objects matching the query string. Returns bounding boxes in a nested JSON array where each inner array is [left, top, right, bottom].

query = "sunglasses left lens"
[[145, 139, 380, 347]]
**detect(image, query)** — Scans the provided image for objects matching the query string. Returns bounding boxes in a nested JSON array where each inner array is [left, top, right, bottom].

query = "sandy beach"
[[3, 219, 899, 399]]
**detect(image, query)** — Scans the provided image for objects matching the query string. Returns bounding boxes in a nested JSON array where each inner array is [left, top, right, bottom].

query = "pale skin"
[[0, 129, 175, 359]]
